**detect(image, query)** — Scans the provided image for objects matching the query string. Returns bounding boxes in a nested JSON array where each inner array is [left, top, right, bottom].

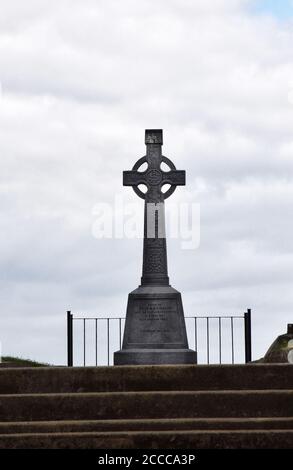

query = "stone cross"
[[123, 129, 185, 286], [114, 129, 196, 365]]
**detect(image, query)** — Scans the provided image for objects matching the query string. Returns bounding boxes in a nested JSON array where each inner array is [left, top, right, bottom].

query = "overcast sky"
[[1, 0, 293, 365]]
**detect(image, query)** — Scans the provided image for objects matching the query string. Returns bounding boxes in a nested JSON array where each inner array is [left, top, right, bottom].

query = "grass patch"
[[1, 356, 50, 367]]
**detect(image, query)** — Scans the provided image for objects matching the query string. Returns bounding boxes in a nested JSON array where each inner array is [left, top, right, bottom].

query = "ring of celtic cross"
[[132, 156, 177, 200]]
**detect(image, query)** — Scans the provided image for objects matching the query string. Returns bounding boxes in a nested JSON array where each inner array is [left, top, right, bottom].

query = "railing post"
[[244, 308, 252, 363], [67, 311, 73, 367]]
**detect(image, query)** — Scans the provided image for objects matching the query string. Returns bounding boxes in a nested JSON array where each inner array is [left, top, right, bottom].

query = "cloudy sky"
[[1, 0, 293, 365]]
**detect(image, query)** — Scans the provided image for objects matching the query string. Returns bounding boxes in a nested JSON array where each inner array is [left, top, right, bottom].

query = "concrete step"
[[0, 364, 292, 394], [0, 390, 292, 421], [0, 430, 293, 449], [0, 365, 291, 448], [0, 417, 292, 434]]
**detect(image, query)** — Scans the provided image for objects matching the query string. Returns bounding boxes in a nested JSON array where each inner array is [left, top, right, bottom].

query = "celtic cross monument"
[[114, 130, 197, 365]]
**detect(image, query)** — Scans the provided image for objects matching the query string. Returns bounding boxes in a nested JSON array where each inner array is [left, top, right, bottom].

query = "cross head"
[[123, 130, 185, 203]]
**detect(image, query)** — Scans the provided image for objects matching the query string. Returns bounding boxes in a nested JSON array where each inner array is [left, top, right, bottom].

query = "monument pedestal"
[[114, 286, 197, 365]]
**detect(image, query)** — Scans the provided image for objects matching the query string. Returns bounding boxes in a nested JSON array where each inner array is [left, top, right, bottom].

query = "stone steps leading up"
[[0, 430, 293, 449], [0, 364, 292, 394], [0, 365, 292, 448], [0, 417, 292, 434], [0, 390, 292, 421]]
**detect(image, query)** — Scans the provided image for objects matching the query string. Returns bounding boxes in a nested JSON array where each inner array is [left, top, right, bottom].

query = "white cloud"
[[0, 0, 293, 364]]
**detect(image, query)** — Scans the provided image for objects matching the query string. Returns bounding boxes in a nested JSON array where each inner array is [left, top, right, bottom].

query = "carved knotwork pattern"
[[144, 250, 165, 273], [146, 169, 162, 186], [169, 172, 184, 183], [147, 148, 158, 167], [146, 238, 165, 246]]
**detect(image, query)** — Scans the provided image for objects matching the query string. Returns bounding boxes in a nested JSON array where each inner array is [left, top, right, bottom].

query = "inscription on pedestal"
[[138, 302, 170, 334], [126, 298, 184, 345]]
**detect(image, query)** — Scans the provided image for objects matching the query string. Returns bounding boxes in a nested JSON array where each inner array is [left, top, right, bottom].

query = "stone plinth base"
[[114, 285, 196, 366], [114, 348, 197, 365]]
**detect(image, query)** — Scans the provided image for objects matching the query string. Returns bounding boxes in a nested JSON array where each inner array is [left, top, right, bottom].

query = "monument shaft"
[[141, 139, 169, 286], [114, 130, 197, 365], [142, 200, 169, 286]]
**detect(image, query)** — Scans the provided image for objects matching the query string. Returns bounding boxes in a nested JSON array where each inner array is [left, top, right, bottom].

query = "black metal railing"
[[67, 309, 252, 367]]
